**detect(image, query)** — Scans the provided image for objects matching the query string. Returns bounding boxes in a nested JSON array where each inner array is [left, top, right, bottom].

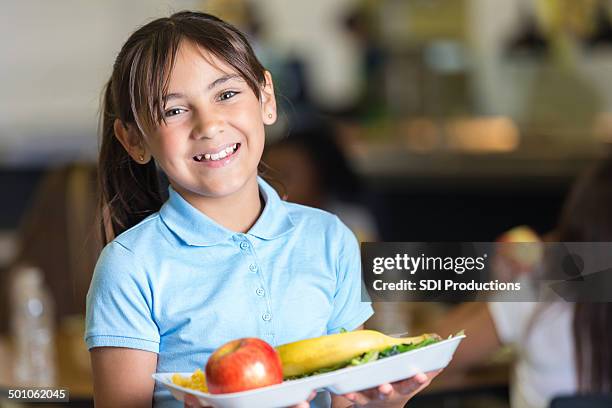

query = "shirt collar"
[[160, 177, 295, 246], [249, 177, 295, 241]]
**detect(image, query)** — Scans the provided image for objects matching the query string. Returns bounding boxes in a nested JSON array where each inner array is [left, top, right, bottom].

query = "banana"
[[276, 330, 439, 378]]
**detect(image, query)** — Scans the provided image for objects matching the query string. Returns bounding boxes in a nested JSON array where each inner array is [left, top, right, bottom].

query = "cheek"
[[231, 106, 266, 151], [150, 129, 185, 158], [249, 130, 266, 166]]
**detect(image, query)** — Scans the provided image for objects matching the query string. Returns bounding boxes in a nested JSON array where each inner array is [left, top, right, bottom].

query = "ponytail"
[[97, 79, 163, 245]]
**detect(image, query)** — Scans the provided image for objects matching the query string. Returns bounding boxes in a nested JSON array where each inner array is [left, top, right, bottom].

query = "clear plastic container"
[[10, 265, 57, 386]]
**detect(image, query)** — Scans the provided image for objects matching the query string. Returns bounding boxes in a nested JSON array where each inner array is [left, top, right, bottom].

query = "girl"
[[85, 11, 438, 408]]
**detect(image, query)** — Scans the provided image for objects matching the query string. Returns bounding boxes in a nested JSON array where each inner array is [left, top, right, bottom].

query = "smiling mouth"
[[193, 143, 240, 162]]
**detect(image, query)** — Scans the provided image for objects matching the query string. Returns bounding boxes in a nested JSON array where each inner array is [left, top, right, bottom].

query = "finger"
[[414, 372, 429, 384], [184, 394, 198, 408], [391, 372, 430, 395], [343, 393, 360, 404], [346, 391, 372, 405], [185, 394, 212, 408], [425, 369, 442, 380], [397, 376, 433, 396], [378, 383, 393, 396], [344, 383, 395, 404], [307, 390, 317, 401], [372, 383, 396, 401], [287, 392, 317, 408]]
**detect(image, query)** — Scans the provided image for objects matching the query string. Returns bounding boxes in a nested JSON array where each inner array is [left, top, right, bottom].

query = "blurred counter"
[[335, 117, 607, 190], [353, 149, 597, 189]]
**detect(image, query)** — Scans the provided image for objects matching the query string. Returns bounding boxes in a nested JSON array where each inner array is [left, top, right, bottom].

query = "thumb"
[[184, 393, 209, 407], [184, 393, 197, 407], [307, 390, 317, 401]]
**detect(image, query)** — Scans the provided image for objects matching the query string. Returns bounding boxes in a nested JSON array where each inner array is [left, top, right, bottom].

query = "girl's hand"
[[183, 394, 210, 408], [288, 391, 317, 408], [184, 390, 317, 408], [340, 370, 441, 407]]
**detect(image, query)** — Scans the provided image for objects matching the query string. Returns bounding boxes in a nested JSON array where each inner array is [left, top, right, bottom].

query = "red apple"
[[205, 337, 283, 394]]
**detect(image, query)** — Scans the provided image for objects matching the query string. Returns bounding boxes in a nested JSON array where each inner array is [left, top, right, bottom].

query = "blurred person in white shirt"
[[432, 158, 612, 408]]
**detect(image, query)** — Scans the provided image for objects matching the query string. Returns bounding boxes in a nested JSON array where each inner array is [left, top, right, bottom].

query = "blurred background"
[[2, 0, 612, 407]]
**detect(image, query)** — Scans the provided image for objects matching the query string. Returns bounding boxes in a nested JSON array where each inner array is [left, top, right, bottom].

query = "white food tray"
[[153, 335, 465, 408]]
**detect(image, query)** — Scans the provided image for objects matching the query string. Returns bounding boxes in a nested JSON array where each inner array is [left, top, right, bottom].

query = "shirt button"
[[256, 287, 265, 296], [262, 312, 272, 321], [240, 241, 250, 250], [249, 264, 258, 272]]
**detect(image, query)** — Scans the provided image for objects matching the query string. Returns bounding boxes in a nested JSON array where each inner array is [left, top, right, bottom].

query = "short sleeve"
[[488, 302, 537, 345], [85, 241, 160, 352], [327, 218, 374, 334]]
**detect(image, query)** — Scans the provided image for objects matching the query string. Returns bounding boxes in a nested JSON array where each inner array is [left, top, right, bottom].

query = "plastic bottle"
[[10, 265, 57, 386]]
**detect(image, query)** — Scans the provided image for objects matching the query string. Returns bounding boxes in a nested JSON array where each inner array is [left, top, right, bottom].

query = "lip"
[[192, 142, 241, 169], [193, 142, 238, 158]]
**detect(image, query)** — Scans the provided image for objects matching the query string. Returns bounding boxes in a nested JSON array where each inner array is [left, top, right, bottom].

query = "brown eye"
[[219, 91, 238, 101], [164, 108, 186, 117]]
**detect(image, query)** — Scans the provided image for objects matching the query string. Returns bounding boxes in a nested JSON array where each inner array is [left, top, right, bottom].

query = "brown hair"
[[98, 11, 267, 244], [557, 159, 612, 393]]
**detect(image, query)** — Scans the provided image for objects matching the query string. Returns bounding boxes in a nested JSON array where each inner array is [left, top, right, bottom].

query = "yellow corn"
[[172, 369, 208, 392], [276, 330, 438, 378]]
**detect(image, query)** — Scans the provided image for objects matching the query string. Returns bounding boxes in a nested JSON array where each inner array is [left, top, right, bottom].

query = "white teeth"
[[195, 144, 238, 162]]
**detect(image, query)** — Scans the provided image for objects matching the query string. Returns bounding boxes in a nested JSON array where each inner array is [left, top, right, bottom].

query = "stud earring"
[[139, 154, 145, 162], [268, 113, 273, 119]]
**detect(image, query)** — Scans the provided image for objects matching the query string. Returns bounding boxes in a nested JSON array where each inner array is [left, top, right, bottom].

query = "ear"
[[113, 119, 151, 164], [260, 71, 277, 125]]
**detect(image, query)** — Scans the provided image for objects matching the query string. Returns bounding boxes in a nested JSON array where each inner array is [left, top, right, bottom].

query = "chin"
[[171, 167, 258, 201], [199, 176, 255, 199]]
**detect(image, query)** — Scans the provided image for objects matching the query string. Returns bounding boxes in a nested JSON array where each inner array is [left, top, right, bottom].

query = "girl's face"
[[142, 40, 276, 204]]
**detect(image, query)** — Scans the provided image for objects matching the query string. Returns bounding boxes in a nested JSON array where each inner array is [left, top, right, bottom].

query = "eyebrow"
[[208, 74, 242, 90], [163, 74, 242, 104]]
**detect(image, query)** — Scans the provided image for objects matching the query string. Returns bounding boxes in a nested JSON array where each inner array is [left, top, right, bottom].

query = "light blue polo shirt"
[[85, 177, 374, 407]]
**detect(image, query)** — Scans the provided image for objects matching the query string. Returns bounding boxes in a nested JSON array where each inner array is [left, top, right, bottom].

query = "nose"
[[191, 106, 225, 140]]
